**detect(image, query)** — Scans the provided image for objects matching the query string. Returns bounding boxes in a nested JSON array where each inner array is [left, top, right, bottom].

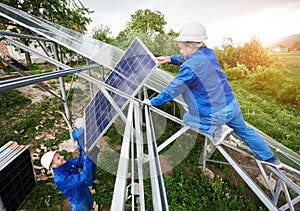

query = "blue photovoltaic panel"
[[84, 38, 159, 151], [84, 92, 116, 149]]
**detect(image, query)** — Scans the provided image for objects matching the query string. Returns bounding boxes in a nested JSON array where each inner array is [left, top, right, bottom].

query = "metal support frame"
[[111, 102, 134, 211], [111, 100, 169, 211], [105, 82, 299, 210], [134, 101, 146, 211], [143, 89, 299, 210], [0, 18, 299, 210], [0, 63, 99, 92], [0, 30, 53, 42], [145, 105, 169, 211], [0, 55, 61, 99], [0, 33, 100, 131], [199, 134, 300, 210], [3, 37, 70, 69]]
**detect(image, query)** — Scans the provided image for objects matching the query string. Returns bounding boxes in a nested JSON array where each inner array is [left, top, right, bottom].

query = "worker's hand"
[[156, 56, 171, 64], [142, 99, 151, 107]]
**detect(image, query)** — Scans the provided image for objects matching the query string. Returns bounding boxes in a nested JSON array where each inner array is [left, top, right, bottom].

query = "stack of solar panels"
[[0, 141, 36, 211]]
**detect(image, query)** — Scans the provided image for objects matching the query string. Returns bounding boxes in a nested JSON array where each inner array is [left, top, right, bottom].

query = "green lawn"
[[289, 66, 300, 81], [271, 51, 300, 66], [230, 80, 300, 154]]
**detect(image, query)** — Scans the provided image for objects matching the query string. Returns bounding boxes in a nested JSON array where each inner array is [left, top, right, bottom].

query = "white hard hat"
[[41, 151, 56, 170], [175, 22, 208, 42]]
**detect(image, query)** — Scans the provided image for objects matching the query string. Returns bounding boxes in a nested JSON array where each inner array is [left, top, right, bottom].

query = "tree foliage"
[[239, 36, 272, 70], [112, 9, 178, 58], [92, 24, 114, 44], [214, 38, 240, 69], [1, 0, 93, 63], [117, 9, 167, 39], [2, 0, 92, 32], [293, 41, 300, 51], [216, 36, 273, 71]]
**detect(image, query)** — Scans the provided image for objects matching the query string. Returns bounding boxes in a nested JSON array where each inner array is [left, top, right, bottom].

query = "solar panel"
[[0, 142, 36, 211], [84, 37, 159, 152]]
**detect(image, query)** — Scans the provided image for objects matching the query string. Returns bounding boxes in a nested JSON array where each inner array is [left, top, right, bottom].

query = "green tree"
[[113, 9, 169, 55], [215, 37, 240, 69], [117, 9, 167, 39], [293, 41, 300, 51], [167, 29, 179, 37], [92, 24, 114, 44], [239, 36, 272, 71], [1, 0, 93, 64], [153, 33, 179, 56]]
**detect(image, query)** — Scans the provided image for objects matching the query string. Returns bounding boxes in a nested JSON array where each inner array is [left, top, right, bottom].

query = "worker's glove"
[[72, 128, 84, 152], [142, 99, 151, 107], [72, 128, 83, 140]]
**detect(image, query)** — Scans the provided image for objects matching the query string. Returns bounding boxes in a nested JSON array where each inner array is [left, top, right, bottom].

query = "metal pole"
[[85, 58, 94, 97], [216, 145, 278, 210], [0, 30, 52, 42], [111, 102, 134, 211], [201, 137, 209, 171], [0, 64, 98, 93], [145, 105, 169, 211], [134, 101, 145, 210], [52, 43, 71, 121]]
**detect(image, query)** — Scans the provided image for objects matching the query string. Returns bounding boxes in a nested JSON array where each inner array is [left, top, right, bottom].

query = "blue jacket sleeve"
[[55, 156, 94, 189], [68, 150, 86, 168], [150, 65, 194, 106], [170, 55, 185, 65], [72, 128, 84, 153]]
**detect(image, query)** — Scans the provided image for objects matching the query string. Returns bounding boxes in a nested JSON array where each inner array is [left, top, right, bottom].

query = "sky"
[[81, 0, 300, 47]]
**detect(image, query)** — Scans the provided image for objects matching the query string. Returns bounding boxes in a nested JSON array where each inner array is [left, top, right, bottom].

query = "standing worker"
[[144, 22, 282, 168], [41, 128, 97, 210]]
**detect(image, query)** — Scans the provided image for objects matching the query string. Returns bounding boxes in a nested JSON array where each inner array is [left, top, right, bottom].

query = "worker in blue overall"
[[143, 22, 282, 168], [41, 128, 97, 210]]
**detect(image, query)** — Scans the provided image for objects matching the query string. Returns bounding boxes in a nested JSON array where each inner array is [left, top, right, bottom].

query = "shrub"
[[159, 63, 180, 74], [276, 81, 300, 104], [214, 45, 241, 69], [215, 37, 274, 71], [248, 66, 299, 104], [223, 63, 250, 80], [249, 66, 289, 92], [239, 37, 273, 70]]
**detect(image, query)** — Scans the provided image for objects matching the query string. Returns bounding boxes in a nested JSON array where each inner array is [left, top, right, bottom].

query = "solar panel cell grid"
[[0, 148, 35, 211], [84, 38, 158, 153]]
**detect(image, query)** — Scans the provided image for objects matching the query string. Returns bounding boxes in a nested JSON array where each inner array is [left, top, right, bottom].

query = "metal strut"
[[111, 101, 169, 211]]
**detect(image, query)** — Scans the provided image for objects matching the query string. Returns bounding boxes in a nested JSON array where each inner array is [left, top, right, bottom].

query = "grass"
[[271, 51, 300, 66], [230, 80, 300, 154], [289, 66, 300, 81]]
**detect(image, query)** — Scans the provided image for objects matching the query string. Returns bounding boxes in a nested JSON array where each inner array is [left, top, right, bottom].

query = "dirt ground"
[[16, 84, 53, 103]]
